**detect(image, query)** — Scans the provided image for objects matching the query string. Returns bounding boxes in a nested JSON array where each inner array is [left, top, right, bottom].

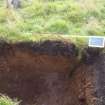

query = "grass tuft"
[[0, 94, 20, 105]]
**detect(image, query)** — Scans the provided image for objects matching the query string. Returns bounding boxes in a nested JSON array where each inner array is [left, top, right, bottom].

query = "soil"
[[0, 40, 103, 105]]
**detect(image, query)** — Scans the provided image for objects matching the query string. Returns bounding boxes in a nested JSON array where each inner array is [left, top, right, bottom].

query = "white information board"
[[88, 37, 105, 48]]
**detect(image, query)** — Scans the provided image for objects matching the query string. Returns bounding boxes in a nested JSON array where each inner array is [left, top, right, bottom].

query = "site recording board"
[[88, 37, 105, 48]]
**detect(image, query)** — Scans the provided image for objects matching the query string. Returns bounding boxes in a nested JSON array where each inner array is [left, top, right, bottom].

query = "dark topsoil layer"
[[0, 40, 78, 57], [0, 40, 104, 105]]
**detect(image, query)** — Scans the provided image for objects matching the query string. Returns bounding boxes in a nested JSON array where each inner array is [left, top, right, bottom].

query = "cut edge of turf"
[[0, 34, 88, 48]]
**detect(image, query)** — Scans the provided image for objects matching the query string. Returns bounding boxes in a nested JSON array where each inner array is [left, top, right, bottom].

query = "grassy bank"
[[0, 0, 105, 48], [0, 0, 105, 37]]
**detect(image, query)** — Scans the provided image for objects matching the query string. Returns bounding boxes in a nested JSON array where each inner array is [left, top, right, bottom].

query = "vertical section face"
[[83, 54, 105, 105], [0, 50, 80, 105], [92, 55, 105, 105], [1, 41, 100, 105]]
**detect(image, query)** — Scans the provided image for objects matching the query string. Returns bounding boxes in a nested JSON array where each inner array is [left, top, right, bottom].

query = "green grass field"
[[0, 0, 105, 43]]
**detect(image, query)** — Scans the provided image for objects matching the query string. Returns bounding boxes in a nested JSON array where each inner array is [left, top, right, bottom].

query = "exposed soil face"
[[91, 54, 105, 105], [0, 40, 102, 105]]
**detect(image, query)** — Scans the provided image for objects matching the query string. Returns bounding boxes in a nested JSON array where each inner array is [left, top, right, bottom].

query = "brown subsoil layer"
[[0, 40, 102, 105]]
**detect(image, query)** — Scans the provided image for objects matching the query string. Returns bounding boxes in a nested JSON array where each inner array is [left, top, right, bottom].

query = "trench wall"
[[0, 40, 104, 105]]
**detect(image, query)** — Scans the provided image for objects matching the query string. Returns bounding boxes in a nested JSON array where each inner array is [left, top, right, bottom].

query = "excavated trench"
[[0, 40, 104, 105]]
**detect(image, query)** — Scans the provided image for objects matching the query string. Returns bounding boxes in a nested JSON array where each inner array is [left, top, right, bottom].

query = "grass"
[[0, 0, 105, 46], [0, 94, 20, 105], [0, 0, 105, 37]]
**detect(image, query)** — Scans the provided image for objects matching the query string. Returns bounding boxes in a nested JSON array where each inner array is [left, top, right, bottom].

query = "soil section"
[[0, 40, 102, 105]]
